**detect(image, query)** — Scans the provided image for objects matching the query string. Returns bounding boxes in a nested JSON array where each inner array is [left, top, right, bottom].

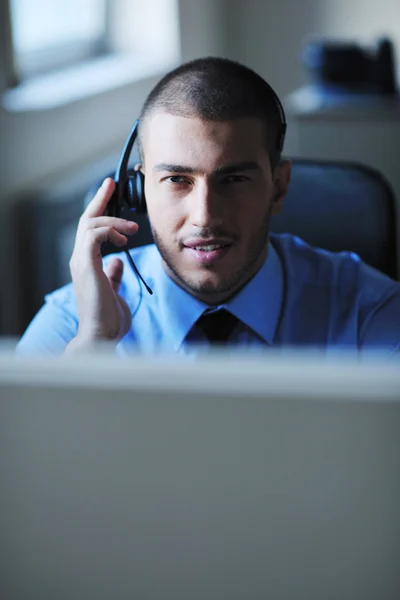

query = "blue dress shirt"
[[17, 234, 400, 356]]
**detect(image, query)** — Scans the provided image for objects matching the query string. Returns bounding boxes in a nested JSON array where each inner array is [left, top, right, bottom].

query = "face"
[[140, 111, 290, 304]]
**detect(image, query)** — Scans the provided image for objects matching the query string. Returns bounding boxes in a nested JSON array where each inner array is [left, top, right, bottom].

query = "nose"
[[189, 180, 224, 228]]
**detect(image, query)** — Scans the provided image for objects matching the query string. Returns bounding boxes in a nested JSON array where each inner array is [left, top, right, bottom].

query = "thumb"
[[104, 257, 124, 293]]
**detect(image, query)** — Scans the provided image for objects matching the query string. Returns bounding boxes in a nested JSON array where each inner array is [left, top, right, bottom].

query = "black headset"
[[108, 119, 147, 218], [109, 119, 152, 293], [108, 88, 287, 294]]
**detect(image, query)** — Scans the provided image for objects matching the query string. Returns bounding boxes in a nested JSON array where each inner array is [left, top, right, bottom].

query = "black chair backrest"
[[88, 159, 397, 279], [272, 160, 397, 279]]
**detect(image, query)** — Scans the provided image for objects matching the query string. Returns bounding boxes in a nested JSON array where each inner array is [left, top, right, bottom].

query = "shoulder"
[[271, 233, 400, 350], [272, 233, 360, 283], [271, 233, 399, 300], [17, 244, 160, 356]]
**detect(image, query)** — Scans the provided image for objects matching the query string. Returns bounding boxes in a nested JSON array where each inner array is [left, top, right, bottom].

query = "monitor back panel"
[[1, 381, 399, 600]]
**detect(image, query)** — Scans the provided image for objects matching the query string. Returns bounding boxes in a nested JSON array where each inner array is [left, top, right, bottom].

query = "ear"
[[134, 163, 144, 174], [271, 159, 291, 216]]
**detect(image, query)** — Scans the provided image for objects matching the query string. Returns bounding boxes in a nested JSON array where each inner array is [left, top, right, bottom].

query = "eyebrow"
[[153, 161, 261, 175]]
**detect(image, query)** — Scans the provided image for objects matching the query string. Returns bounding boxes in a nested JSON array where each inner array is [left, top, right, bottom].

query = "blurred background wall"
[[0, 0, 399, 336]]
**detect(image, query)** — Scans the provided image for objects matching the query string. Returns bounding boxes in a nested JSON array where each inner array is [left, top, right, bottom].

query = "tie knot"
[[196, 309, 238, 344]]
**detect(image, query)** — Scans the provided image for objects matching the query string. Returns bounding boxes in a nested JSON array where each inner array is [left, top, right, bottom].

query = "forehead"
[[140, 111, 269, 166]]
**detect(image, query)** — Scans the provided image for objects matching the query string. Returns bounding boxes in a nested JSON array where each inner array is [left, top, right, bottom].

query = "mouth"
[[183, 238, 233, 265]]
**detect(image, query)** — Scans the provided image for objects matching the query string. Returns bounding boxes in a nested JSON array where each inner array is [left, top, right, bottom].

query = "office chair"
[[89, 159, 398, 280], [274, 159, 398, 279]]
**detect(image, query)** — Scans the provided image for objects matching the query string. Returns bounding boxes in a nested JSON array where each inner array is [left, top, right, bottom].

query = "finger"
[[83, 226, 129, 254], [85, 216, 139, 234], [85, 178, 116, 219], [104, 258, 124, 293]]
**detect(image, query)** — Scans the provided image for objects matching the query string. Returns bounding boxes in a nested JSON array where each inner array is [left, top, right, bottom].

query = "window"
[[2, 0, 180, 110], [10, 0, 109, 79]]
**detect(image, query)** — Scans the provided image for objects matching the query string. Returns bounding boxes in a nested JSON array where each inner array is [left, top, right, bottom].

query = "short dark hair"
[[138, 56, 286, 170]]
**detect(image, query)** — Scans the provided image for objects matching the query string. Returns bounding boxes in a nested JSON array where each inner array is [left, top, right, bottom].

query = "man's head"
[[137, 57, 291, 304]]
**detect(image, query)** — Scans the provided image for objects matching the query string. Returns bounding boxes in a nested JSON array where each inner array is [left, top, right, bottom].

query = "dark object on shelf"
[[302, 37, 397, 95]]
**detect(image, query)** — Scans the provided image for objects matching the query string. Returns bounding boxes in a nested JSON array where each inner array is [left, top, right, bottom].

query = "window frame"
[[0, 0, 18, 90]]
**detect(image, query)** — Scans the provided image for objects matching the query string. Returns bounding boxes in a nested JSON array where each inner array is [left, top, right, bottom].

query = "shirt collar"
[[149, 241, 283, 350]]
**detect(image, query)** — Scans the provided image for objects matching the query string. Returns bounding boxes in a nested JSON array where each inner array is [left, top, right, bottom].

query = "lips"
[[183, 238, 233, 265]]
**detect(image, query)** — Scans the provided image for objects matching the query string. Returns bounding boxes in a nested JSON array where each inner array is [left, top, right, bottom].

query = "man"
[[17, 57, 400, 356]]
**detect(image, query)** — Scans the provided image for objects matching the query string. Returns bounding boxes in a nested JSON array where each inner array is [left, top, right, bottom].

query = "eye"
[[164, 175, 191, 185], [221, 174, 250, 184]]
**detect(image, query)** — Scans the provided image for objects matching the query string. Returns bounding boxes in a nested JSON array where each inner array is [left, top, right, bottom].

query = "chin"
[[161, 248, 250, 297], [182, 272, 239, 297]]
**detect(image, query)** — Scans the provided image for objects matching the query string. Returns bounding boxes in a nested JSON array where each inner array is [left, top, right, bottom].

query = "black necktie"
[[196, 309, 238, 344]]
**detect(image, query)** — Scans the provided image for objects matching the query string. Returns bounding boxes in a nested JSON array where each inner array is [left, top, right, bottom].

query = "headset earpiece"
[[126, 170, 146, 214], [112, 119, 147, 217]]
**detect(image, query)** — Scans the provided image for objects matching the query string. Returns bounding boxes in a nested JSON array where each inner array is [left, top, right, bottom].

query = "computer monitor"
[[1, 349, 399, 600]]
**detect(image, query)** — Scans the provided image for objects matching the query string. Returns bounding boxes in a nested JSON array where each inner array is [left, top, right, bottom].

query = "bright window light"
[[10, 0, 108, 75], [11, 0, 107, 52], [4, 0, 181, 107]]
